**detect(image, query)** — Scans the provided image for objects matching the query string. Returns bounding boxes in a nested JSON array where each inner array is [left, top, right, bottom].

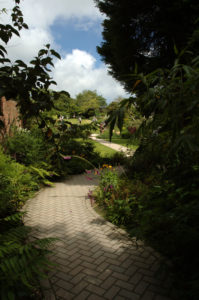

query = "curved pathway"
[[24, 172, 176, 300], [89, 134, 134, 157]]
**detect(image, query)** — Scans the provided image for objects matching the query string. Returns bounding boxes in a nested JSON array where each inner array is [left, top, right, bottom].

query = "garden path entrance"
[[24, 172, 176, 300]]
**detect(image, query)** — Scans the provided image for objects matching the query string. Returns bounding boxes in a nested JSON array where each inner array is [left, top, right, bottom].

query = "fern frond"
[[1, 212, 25, 223]]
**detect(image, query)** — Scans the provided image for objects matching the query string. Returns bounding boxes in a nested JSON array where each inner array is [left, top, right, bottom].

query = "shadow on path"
[[24, 173, 177, 300]]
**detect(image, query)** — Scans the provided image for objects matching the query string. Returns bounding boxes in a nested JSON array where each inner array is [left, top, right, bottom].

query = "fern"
[[0, 213, 57, 299], [29, 165, 55, 186]]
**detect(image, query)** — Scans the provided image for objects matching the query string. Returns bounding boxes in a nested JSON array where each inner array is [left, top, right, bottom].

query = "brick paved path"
[[24, 173, 176, 300]]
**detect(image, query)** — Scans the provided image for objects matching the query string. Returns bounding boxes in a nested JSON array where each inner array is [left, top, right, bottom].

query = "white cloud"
[[53, 49, 128, 102], [1, 1, 128, 102], [20, 0, 102, 29], [5, 28, 53, 63]]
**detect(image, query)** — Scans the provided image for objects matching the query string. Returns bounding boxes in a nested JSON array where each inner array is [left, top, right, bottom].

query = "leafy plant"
[[0, 147, 38, 216], [0, 212, 56, 299], [5, 128, 50, 166]]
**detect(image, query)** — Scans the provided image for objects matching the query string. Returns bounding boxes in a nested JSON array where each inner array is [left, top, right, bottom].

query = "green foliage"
[[124, 56, 199, 299], [93, 169, 137, 226], [43, 92, 77, 119], [0, 212, 55, 299], [0, 147, 38, 216], [5, 128, 49, 166], [0, 0, 69, 132], [95, 0, 199, 92], [94, 21, 199, 295], [104, 98, 142, 141], [0, 148, 55, 298], [57, 139, 101, 175], [75, 90, 107, 116]]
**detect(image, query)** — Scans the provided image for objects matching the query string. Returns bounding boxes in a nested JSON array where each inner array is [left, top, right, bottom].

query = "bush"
[[0, 147, 38, 217], [56, 139, 101, 175], [93, 167, 138, 226], [5, 128, 50, 167], [124, 57, 199, 299]]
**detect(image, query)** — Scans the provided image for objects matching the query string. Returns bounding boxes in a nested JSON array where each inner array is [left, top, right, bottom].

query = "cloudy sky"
[[2, 0, 129, 102]]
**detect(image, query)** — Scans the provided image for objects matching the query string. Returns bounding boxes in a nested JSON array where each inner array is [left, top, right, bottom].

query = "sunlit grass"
[[67, 118, 92, 125], [97, 129, 138, 150], [90, 139, 117, 157], [76, 138, 117, 157]]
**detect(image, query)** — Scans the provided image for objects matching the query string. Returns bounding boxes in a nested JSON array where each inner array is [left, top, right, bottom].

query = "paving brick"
[[105, 257, 121, 266], [134, 280, 149, 295], [115, 279, 134, 291], [55, 279, 74, 291], [97, 268, 112, 280], [104, 286, 120, 299], [85, 275, 103, 285], [134, 261, 151, 270], [92, 250, 105, 259], [129, 272, 143, 286], [72, 280, 89, 294], [125, 265, 138, 276], [24, 173, 175, 300], [109, 264, 125, 273], [55, 288, 74, 299], [83, 268, 100, 277], [75, 290, 90, 300], [142, 290, 155, 300], [96, 261, 109, 272], [54, 271, 73, 282], [70, 266, 84, 276], [119, 289, 140, 300], [101, 276, 116, 289], [81, 261, 97, 270], [86, 284, 106, 296], [70, 272, 86, 285], [87, 295, 105, 300], [94, 255, 106, 265], [111, 272, 130, 282], [81, 254, 95, 264]]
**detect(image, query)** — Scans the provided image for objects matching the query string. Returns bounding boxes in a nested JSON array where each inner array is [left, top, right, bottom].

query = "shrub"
[[0, 147, 38, 217], [5, 128, 50, 167], [57, 139, 101, 175], [93, 167, 138, 226]]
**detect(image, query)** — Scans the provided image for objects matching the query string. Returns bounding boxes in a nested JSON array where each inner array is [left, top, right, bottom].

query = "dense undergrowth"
[[93, 55, 199, 300], [0, 147, 56, 299]]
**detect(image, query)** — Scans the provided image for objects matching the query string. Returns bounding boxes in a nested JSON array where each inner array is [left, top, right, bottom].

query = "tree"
[[45, 92, 78, 118], [0, 1, 64, 128], [75, 90, 107, 115], [95, 0, 199, 92]]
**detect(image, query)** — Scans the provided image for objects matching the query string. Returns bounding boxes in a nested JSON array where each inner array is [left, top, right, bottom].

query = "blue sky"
[[51, 18, 103, 67], [3, 0, 129, 102]]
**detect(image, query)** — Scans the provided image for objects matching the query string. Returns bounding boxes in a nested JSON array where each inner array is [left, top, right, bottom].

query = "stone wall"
[[0, 96, 22, 136]]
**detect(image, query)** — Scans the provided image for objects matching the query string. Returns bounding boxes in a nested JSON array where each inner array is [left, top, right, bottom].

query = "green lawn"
[[108, 138, 138, 150], [67, 118, 91, 125], [76, 138, 117, 157], [97, 130, 138, 150], [89, 139, 117, 157]]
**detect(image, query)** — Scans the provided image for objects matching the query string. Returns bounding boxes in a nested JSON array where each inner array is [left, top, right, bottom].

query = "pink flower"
[[86, 176, 93, 180], [85, 169, 92, 174], [63, 156, 71, 160]]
